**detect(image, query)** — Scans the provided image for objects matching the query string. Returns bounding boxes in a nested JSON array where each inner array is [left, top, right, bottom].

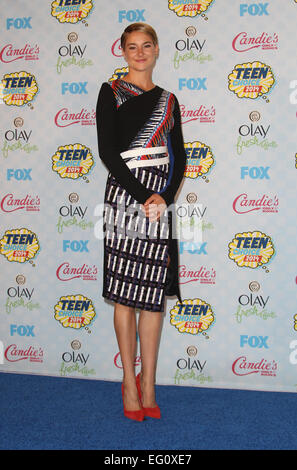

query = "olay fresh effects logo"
[[174, 346, 211, 386], [1, 71, 38, 107], [57, 193, 94, 234], [0, 228, 40, 264], [5, 274, 40, 316], [51, 143, 94, 180], [168, 0, 215, 17], [2, 117, 38, 159], [228, 231, 275, 269], [236, 111, 277, 156], [228, 61, 275, 100], [232, 32, 278, 52], [234, 281, 276, 324], [56, 33, 93, 74], [173, 26, 212, 70], [1, 194, 40, 213], [0, 43, 40, 63], [54, 294, 96, 330], [170, 298, 215, 337], [184, 141, 214, 179], [60, 340, 95, 377], [233, 193, 279, 214], [51, 0, 94, 24]]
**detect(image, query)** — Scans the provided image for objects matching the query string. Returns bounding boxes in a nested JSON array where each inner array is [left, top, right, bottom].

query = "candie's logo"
[[1, 71, 38, 106], [0, 228, 40, 263], [52, 143, 94, 180], [51, 0, 94, 24], [228, 231, 275, 269], [232, 32, 278, 53], [184, 141, 214, 179], [54, 294, 96, 329], [228, 61, 275, 99], [0, 43, 40, 63], [168, 0, 214, 17], [170, 298, 215, 336], [233, 193, 279, 214], [109, 67, 129, 82]]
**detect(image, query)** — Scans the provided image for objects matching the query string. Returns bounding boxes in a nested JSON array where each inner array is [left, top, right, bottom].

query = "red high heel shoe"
[[121, 382, 144, 422], [136, 373, 161, 419]]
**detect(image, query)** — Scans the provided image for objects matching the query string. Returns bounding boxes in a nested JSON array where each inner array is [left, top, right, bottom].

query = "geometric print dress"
[[96, 79, 186, 312]]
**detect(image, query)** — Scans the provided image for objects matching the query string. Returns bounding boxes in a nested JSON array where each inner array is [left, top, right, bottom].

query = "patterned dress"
[[96, 79, 186, 312]]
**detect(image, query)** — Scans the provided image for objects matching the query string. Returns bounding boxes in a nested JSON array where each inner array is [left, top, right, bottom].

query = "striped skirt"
[[102, 162, 170, 312]]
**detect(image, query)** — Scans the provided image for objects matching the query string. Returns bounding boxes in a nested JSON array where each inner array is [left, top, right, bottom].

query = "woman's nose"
[[136, 47, 145, 55]]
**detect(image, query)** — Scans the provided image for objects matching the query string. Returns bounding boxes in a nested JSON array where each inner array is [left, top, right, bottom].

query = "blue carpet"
[[0, 372, 296, 450]]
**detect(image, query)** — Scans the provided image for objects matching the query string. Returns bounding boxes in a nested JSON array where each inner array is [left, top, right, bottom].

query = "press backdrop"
[[1, 0, 297, 393]]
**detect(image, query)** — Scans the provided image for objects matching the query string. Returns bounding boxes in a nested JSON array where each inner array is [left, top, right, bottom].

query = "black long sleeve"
[[96, 82, 154, 204], [159, 96, 187, 207]]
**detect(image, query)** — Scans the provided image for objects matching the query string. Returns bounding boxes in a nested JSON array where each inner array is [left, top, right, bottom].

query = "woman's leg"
[[138, 309, 164, 408], [114, 302, 141, 411]]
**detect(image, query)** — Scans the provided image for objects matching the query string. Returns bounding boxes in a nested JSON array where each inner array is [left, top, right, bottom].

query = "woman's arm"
[[158, 95, 187, 207], [96, 82, 154, 204]]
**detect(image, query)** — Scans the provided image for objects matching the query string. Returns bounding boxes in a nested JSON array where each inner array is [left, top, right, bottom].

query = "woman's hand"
[[142, 193, 167, 222]]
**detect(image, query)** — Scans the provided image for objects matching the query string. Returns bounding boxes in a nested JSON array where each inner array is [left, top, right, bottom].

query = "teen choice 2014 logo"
[[184, 141, 214, 179], [51, 0, 94, 24], [109, 67, 129, 82], [1, 71, 38, 107], [0, 228, 40, 263], [168, 0, 215, 17], [52, 143, 94, 180], [170, 298, 215, 336], [228, 61, 275, 99], [54, 294, 96, 329], [228, 231, 275, 269]]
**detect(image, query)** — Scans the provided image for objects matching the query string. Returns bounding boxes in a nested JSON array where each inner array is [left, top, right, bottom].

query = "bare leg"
[[138, 309, 164, 408], [113, 302, 141, 411]]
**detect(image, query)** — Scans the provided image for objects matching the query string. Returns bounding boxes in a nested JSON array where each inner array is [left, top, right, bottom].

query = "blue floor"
[[0, 372, 296, 450]]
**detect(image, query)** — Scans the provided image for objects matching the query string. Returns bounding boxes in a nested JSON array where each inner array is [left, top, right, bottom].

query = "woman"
[[96, 23, 186, 421]]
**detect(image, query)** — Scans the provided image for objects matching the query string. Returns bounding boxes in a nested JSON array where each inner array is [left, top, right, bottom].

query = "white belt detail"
[[125, 156, 169, 169], [120, 146, 167, 159], [120, 146, 169, 169]]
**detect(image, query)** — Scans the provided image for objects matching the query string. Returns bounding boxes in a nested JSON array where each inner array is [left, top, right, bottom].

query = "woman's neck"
[[122, 72, 155, 91]]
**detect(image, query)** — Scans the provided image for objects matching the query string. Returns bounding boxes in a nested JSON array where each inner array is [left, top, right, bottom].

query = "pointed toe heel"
[[143, 405, 161, 419], [136, 373, 161, 419], [121, 383, 144, 422]]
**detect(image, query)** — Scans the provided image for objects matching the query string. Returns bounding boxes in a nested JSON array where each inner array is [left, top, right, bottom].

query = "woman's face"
[[123, 31, 159, 74]]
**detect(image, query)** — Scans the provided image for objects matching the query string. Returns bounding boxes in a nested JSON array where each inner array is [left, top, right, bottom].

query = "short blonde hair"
[[120, 23, 159, 50]]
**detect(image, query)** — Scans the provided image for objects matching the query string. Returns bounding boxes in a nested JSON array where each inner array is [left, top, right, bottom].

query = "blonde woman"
[[96, 23, 186, 421]]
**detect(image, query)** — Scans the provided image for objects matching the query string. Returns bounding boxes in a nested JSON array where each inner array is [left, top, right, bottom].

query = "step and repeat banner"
[[0, 0, 297, 393]]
